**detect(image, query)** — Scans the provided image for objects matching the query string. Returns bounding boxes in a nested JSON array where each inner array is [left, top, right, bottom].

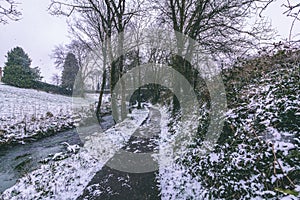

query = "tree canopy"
[[2, 46, 42, 88], [61, 52, 79, 91], [5, 46, 31, 68]]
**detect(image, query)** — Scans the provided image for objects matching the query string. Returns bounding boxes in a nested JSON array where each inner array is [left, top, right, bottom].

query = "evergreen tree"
[[61, 52, 79, 91], [2, 46, 42, 88], [4, 46, 31, 68]]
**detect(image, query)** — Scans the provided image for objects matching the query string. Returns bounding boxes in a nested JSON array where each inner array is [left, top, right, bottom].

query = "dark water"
[[0, 115, 114, 193], [0, 129, 82, 193]]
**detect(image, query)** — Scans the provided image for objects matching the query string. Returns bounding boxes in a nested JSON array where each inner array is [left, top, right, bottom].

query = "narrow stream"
[[0, 115, 114, 193]]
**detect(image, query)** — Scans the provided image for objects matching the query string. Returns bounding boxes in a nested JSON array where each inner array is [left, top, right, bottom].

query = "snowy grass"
[[0, 84, 111, 145], [0, 84, 75, 145], [154, 100, 222, 199], [153, 105, 208, 199]]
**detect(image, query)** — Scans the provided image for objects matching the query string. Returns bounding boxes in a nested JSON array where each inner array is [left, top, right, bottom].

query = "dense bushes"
[[32, 81, 72, 96], [178, 49, 300, 199], [2, 65, 37, 88]]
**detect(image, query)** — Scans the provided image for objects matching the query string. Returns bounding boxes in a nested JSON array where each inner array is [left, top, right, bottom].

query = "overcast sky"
[[0, 0, 71, 83], [0, 0, 299, 83]]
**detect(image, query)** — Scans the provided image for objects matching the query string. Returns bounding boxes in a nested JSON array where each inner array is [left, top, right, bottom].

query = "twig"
[[271, 143, 296, 188]]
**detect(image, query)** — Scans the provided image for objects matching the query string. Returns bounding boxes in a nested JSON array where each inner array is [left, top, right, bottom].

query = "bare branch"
[[0, 0, 21, 24]]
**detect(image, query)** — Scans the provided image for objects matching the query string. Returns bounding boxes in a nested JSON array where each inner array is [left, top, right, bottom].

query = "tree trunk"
[[96, 68, 107, 120], [111, 60, 119, 122], [137, 49, 142, 109]]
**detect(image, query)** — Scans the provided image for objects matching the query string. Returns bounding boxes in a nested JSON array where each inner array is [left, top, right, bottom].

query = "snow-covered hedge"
[[158, 56, 299, 199]]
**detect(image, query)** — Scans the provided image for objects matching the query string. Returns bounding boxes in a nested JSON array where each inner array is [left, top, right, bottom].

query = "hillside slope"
[[0, 84, 75, 145], [157, 52, 299, 199]]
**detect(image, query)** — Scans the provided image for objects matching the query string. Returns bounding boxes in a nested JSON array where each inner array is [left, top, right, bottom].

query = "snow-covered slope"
[[0, 84, 75, 145], [157, 62, 299, 199]]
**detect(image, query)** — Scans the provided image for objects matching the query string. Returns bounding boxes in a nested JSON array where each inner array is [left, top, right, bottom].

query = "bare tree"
[[0, 0, 21, 24], [51, 73, 61, 86], [282, 0, 300, 40], [51, 44, 66, 69], [282, 1, 300, 19], [152, 0, 276, 62], [49, 0, 143, 121], [151, 0, 274, 111], [51, 40, 102, 96], [58, 1, 116, 119], [260, 0, 300, 41]]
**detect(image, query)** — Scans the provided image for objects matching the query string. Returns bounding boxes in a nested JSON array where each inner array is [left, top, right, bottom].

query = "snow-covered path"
[[77, 107, 162, 200]]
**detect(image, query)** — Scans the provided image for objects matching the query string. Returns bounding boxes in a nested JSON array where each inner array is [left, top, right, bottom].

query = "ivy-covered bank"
[[160, 50, 299, 199]]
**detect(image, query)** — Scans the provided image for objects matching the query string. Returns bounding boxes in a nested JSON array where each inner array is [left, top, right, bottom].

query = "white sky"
[[0, 0, 299, 83], [263, 0, 300, 41], [0, 0, 71, 83]]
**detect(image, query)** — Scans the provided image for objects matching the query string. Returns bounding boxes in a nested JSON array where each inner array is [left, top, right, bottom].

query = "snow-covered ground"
[[0, 60, 298, 199], [0, 84, 111, 145], [155, 63, 299, 199], [155, 106, 207, 199], [0, 84, 75, 145], [0, 107, 149, 199]]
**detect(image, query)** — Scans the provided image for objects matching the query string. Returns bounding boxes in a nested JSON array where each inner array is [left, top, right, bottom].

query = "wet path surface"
[[78, 108, 161, 200]]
